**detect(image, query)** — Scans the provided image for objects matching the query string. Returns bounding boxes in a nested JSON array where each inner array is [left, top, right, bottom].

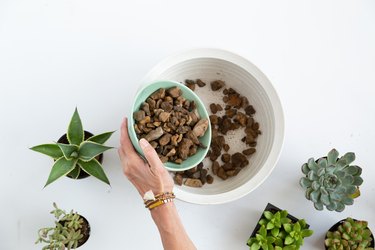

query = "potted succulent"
[[36, 203, 91, 249], [31, 108, 114, 187], [247, 203, 313, 250], [299, 149, 364, 212], [325, 217, 374, 249]]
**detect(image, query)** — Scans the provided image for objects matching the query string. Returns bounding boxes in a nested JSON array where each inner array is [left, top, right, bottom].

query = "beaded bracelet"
[[143, 191, 175, 210]]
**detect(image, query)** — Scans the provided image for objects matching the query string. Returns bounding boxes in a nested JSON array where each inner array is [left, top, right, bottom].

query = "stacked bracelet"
[[143, 191, 175, 210]]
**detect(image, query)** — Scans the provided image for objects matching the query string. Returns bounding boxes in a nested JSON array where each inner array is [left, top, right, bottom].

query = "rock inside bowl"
[[128, 80, 212, 171]]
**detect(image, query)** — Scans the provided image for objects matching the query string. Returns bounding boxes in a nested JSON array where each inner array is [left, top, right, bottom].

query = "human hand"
[[118, 117, 174, 197]]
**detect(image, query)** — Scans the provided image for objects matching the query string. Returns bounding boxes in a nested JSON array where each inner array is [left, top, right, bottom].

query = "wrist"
[[150, 201, 176, 219]]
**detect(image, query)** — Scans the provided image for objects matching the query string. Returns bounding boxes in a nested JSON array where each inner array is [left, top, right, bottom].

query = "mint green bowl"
[[128, 80, 211, 171]]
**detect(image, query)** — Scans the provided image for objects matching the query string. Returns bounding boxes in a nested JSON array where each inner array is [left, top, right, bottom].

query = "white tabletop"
[[1, 1, 374, 249]]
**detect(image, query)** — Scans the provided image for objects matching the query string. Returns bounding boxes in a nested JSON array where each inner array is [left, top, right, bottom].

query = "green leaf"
[[318, 158, 328, 168], [314, 201, 324, 210], [271, 228, 279, 237], [67, 108, 84, 145], [44, 157, 77, 187], [310, 190, 320, 202], [285, 236, 294, 245], [343, 152, 355, 165], [307, 158, 318, 171], [68, 166, 81, 179], [78, 141, 112, 161], [352, 176, 363, 186], [321, 194, 330, 206], [335, 202, 345, 212], [301, 163, 309, 175], [30, 144, 63, 159], [326, 201, 337, 211], [283, 223, 292, 233], [250, 242, 260, 250], [267, 222, 275, 230], [283, 246, 296, 250], [57, 143, 79, 160], [78, 159, 110, 185], [293, 221, 301, 232], [87, 131, 115, 144], [264, 211, 273, 220], [327, 149, 339, 165]]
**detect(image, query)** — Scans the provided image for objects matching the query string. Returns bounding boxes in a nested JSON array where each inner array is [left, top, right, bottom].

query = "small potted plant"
[[36, 203, 91, 249], [299, 149, 364, 212], [31, 108, 114, 187], [325, 217, 374, 249], [247, 203, 313, 250]]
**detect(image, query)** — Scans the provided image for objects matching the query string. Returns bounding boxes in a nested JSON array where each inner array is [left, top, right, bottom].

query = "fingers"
[[139, 138, 165, 173], [120, 117, 138, 157]]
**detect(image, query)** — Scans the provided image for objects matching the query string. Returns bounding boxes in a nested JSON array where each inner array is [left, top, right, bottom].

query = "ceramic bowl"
[[142, 48, 284, 204], [128, 80, 211, 171]]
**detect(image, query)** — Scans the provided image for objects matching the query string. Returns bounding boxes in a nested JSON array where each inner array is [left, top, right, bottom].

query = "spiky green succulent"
[[300, 149, 363, 212], [325, 217, 373, 250], [36, 203, 88, 250], [31, 108, 114, 187]]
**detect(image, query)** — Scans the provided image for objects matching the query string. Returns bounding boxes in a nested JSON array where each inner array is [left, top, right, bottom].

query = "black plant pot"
[[324, 218, 374, 249], [59, 214, 91, 248], [248, 203, 310, 247], [57, 131, 103, 179]]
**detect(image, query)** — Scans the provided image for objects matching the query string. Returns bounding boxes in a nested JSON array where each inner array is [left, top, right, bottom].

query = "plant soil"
[[57, 131, 103, 179]]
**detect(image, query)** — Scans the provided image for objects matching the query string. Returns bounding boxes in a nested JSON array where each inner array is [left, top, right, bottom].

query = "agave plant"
[[31, 108, 114, 187], [325, 217, 374, 250], [300, 149, 363, 212], [36, 203, 91, 250]]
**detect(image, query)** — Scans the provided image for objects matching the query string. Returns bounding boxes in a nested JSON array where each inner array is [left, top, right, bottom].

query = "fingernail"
[[139, 138, 149, 149]]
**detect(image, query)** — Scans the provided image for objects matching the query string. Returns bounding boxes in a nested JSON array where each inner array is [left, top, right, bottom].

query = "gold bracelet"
[[143, 191, 175, 210]]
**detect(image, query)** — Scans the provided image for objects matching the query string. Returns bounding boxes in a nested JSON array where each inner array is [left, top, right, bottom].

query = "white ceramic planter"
[[142, 48, 284, 204]]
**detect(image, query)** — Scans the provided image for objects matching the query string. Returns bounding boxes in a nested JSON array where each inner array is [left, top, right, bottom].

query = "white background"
[[1, 1, 374, 249]]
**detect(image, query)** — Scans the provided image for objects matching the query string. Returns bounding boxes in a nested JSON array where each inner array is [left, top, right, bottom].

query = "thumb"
[[139, 138, 165, 171]]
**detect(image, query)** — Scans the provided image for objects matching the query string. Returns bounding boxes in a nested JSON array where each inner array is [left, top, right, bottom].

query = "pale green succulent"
[[325, 217, 374, 250], [31, 108, 114, 187], [300, 149, 363, 212], [36, 203, 89, 250]]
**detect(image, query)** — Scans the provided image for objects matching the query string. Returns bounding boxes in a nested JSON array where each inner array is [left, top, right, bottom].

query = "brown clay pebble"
[[200, 169, 208, 184], [216, 104, 223, 111], [222, 162, 233, 171], [174, 174, 183, 186], [196, 79, 206, 87], [223, 144, 230, 152], [210, 80, 225, 91], [231, 152, 249, 168], [217, 167, 228, 180], [206, 174, 214, 184], [221, 153, 231, 163], [209, 115, 219, 125], [243, 148, 256, 156], [184, 178, 203, 187], [210, 103, 218, 114], [245, 105, 256, 115], [185, 79, 196, 91], [212, 160, 220, 175]]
